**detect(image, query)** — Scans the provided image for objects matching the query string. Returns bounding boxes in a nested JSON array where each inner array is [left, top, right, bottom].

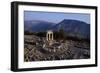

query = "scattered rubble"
[[24, 35, 90, 62]]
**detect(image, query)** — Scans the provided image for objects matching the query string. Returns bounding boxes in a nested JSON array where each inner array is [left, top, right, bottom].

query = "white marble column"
[[46, 30, 53, 41]]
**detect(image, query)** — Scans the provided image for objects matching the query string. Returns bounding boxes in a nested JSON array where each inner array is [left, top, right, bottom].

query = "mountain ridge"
[[24, 19, 90, 39]]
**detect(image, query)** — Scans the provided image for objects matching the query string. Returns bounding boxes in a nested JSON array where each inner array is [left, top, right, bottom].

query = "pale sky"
[[24, 11, 90, 24]]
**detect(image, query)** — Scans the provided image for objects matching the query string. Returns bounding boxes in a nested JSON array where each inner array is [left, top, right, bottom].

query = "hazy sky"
[[24, 11, 90, 24]]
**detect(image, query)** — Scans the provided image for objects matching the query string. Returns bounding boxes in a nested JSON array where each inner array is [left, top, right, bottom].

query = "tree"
[[59, 28, 65, 40]]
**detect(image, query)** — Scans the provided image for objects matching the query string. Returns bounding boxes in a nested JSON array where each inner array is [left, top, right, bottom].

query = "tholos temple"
[[46, 30, 54, 45]]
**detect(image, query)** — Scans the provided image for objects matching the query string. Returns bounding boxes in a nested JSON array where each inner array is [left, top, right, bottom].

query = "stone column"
[[52, 33, 53, 40], [46, 30, 53, 41]]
